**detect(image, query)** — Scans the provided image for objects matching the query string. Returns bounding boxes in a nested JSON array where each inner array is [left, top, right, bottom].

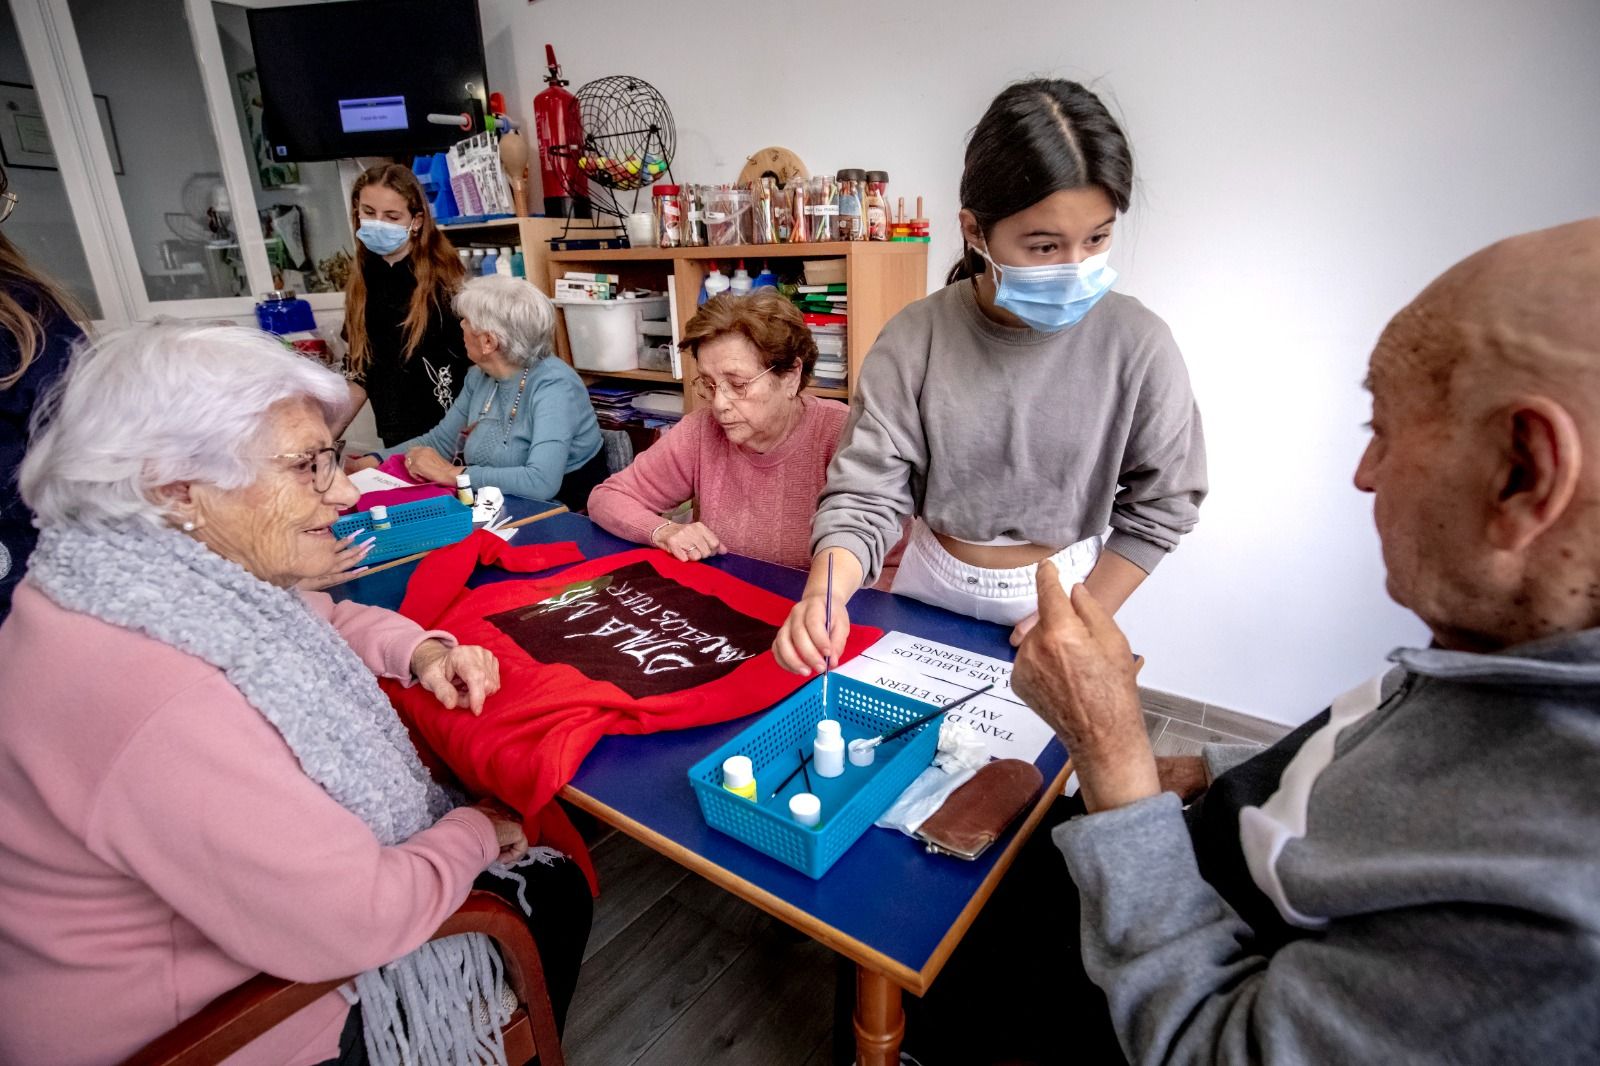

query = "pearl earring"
[[181, 521, 196, 532]]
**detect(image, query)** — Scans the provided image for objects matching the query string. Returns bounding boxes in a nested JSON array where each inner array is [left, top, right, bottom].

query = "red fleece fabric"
[[383, 531, 882, 893]]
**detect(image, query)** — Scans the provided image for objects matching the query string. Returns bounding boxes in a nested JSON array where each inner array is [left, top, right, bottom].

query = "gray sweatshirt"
[[812, 281, 1207, 585], [1057, 630, 1600, 1064]]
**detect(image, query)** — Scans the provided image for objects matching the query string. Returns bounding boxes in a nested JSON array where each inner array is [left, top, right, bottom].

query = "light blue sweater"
[[377, 358, 601, 502]]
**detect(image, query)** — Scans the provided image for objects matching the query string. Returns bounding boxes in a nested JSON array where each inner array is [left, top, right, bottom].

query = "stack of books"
[[788, 283, 847, 390], [588, 383, 646, 429]]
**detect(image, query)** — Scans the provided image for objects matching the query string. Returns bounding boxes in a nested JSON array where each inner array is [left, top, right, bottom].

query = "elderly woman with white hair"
[[354, 274, 606, 510], [0, 323, 591, 1066]]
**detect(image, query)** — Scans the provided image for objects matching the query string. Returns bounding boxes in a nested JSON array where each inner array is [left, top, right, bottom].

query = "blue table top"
[[335, 510, 1069, 991]]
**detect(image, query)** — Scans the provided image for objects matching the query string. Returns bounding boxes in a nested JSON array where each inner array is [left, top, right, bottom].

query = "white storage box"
[[557, 295, 670, 372]]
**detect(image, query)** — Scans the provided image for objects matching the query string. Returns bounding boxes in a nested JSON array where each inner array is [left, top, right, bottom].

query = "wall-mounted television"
[[247, 0, 488, 162]]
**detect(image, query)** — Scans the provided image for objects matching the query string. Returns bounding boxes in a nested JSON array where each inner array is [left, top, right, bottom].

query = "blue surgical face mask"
[[356, 218, 413, 256], [976, 246, 1118, 332]]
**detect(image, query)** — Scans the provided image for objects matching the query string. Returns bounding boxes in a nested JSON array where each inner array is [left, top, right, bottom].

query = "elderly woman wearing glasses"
[[0, 323, 593, 1066], [352, 273, 606, 511], [588, 290, 849, 567]]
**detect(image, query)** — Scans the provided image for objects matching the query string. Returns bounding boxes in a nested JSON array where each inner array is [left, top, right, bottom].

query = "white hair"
[[453, 274, 556, 368], [20, 322, 349, 530]]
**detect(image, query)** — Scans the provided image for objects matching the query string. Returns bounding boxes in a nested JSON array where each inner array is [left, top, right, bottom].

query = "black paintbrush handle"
[[878, 682, 996, 745]]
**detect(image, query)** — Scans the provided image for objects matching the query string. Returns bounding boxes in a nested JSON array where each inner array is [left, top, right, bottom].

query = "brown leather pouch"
[[916, 758, 1044, 860]]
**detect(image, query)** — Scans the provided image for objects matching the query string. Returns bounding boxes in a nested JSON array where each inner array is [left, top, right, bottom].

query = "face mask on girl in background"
[[356, 219, 413, 256]]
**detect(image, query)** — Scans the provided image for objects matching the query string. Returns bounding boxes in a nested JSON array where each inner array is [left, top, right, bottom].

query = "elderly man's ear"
[[1487, 396, 1582, 553]]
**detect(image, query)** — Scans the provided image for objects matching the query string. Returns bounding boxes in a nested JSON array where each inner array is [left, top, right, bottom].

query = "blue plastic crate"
[[688, 674, 942, 879], [332, 496, 472, 565]]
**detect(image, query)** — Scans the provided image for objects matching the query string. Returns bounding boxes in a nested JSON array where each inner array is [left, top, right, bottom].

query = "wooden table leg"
[[853, 965, 904, 1066]]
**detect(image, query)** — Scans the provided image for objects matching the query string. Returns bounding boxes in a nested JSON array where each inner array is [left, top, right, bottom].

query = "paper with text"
[[349, 468, 412, 494], [836, 632, 1056, 763]]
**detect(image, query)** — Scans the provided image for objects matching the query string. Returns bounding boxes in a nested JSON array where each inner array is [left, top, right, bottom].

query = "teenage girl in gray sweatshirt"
[[774, 79, 1209, 674]]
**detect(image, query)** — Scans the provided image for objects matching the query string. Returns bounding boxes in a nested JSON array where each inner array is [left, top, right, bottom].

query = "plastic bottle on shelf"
[[457, 249, 472, 271], [813, 719, 845, 778], [469, 248, 485, 274], [480, 248, 499, 276], [495, 247, 513, 277], [700, 262, 730, 305], [751, 261, 779, 290], [729, 260, 752, 295], [509, 249, 526, 277]]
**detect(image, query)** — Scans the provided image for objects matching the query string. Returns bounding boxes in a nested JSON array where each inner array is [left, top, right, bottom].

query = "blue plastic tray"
[[332, 496, 472, 565], [687, 674, 942, 879]]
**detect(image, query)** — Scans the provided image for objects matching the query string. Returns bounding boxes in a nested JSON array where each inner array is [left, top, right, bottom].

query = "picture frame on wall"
[[0, 80, 125, 175]]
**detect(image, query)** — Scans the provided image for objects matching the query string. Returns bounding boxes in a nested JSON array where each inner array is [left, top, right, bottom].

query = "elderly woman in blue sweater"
[[355, 275, 605, 510]]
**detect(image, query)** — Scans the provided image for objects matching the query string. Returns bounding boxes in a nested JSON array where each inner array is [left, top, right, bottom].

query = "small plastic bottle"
[[729, 260, 752, 294], [455, 472, 474, 506], [721, 755, 757, 800], [509, 249, 526, 277], [813, 719, 845, 778], [700, 263, 729, 305], [789, 793, 821, 827], [751, 262, 779, 290], [480, 248, 499, 276], [370, 504, 391, 531], [469, 249, 485, 274], [495, 247, 513, 277], [457, 249, 472, 271]]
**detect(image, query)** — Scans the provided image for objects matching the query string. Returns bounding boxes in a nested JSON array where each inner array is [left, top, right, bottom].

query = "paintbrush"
[[769, 747, 814, 799], [848, 682, 996, 758]]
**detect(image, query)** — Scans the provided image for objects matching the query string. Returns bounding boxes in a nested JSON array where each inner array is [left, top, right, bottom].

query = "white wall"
[[482, 0, 1600, 724]]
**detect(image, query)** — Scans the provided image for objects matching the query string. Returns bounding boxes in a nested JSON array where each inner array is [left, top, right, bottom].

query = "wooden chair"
[[122, 891, 564, 1066]]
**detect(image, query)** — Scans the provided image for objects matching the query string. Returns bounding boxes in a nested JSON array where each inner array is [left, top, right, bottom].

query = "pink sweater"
[[588, 395, 849, 569], [0, 582, 498, 1066]]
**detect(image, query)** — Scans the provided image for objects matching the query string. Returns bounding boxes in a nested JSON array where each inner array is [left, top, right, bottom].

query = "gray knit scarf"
[[29, 521, 521, 1065]]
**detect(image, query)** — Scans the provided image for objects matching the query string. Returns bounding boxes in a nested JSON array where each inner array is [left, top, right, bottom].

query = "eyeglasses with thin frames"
[[0, 192, 17, 225], [691, 364, 775, 403], [260, 440, 347, 493]]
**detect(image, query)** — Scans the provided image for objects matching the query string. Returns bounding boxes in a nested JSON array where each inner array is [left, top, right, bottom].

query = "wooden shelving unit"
[[544, 241, 927, 412]]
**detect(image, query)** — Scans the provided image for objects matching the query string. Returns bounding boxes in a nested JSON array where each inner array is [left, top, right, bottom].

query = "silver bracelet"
[[649, 521, 673, 546]]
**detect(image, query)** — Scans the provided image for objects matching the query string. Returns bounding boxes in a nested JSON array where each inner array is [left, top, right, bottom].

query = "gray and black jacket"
[[1057, 630, 1600, 1064]]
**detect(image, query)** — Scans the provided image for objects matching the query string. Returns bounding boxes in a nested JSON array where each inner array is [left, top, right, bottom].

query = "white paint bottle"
[[813, 719, 845, 778]]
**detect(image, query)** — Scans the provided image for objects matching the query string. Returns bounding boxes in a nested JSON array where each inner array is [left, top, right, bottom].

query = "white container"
[[813, 719, 845, 778], [788, 792, 821, 827], [557, 294, 669, 372], [623, 211, 657, 248]]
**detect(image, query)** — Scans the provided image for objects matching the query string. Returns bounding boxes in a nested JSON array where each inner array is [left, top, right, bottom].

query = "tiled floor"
[[561, 694, 1291, 1066]]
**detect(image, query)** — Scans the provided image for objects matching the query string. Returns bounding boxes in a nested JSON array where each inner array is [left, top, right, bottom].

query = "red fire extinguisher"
[[533, 44, 589, 219]]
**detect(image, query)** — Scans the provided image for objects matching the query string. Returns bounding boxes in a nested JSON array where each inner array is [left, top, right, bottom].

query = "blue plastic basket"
[[332, 496, 472, 565], [688, 674, 942, 879]]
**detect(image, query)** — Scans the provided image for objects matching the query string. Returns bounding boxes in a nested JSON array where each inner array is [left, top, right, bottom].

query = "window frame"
[[10, 0, 350, 325]]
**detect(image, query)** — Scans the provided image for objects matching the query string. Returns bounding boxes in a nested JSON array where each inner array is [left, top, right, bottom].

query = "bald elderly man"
[[1002, 218, 1600, 1064]]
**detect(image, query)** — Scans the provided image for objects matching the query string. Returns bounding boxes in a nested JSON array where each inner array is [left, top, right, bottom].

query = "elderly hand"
[[653, 520, 726, 563], [404, 446, 460, 486], [1012, 561, 1158, 813], [344, 454, 381, 475], [471, 799, 529, 864], [293, 531, 376, 591], [411, 639, 501, 715]]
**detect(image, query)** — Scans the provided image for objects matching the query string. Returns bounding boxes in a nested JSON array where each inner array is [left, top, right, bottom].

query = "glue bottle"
[[495, 247, 513, 277], [721, 755, 758, 800], [700, 263, 729, 305], [813, 720, 845, 778], [729, 260, 752, 294], [455, 472, 475, 506], [370, 504, 391, 531]]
